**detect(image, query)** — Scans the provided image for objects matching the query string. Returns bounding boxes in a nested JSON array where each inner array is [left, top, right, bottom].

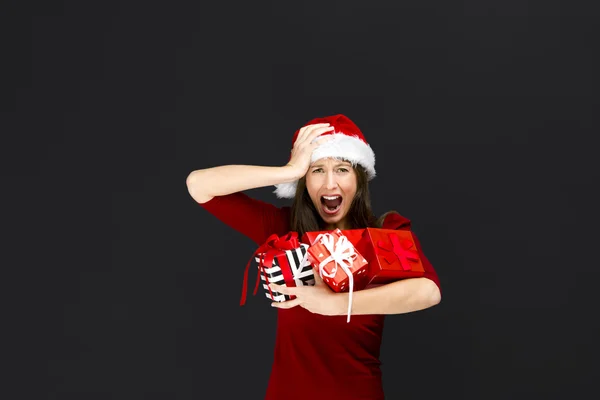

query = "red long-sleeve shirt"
[[199, 192, 440, 400]]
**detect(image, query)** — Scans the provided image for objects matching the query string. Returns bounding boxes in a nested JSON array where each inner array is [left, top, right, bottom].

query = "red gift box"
[[304, 228, 369, 322], [302, 229, 363, 248], [304, 228, 426, 285], [303, 228, 369, 293], [355, 228, 425, 284]]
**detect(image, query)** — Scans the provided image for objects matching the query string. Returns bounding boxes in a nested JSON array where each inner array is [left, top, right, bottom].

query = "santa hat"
[[274, 114, 376, 199]]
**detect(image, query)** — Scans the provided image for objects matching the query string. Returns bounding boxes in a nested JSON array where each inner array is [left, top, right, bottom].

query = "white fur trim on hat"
[[273, 133, 376, 199]]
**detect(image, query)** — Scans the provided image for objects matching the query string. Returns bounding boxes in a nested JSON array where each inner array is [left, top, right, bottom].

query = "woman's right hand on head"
[[286, 123, 335, 178]]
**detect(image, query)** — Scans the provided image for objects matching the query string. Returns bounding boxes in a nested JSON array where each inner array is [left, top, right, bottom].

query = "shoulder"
[[378, 210, 412, 230]]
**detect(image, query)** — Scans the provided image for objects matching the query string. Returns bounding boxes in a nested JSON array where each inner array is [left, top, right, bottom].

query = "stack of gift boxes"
[[241, 227, 426, 321]]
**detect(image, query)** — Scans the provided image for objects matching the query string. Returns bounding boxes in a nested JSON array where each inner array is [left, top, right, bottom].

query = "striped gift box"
[[256, 243, 315, 302]]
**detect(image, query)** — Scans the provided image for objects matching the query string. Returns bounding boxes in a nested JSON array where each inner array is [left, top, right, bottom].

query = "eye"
[[337, 167, 349, 173], [312, 168, 324, 173]]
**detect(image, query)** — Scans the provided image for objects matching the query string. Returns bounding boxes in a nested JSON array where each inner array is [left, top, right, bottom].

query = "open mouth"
[[320, 195, 343, 215]]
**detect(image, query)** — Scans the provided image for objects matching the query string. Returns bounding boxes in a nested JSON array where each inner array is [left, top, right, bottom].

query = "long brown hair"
[[290, 163, 396, 237]]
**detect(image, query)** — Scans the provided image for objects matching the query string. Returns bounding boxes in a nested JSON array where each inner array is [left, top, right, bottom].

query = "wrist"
[[336, 292, 350, 316], [282, 163, 306, 181]]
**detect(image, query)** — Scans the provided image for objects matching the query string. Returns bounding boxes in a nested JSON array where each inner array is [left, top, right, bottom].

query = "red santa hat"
[[274, 114, 376, 199]]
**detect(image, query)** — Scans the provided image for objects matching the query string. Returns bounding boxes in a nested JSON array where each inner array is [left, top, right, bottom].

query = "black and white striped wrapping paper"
[[255, 243, 315, 302]]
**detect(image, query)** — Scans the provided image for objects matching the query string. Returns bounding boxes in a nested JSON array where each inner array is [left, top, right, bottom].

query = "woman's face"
[[305, 157, 357, 230]]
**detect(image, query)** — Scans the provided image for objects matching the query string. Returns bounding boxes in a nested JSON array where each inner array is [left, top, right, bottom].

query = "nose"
[[325, 171, 338, 190]]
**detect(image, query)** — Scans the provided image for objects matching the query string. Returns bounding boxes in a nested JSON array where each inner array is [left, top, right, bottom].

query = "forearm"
[[186, 164, 300, 203], [338, 277, 441, 316]]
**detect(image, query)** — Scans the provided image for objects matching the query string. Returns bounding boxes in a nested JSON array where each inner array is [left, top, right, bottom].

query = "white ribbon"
[[314, 232, 357, 323], [294, 245, 311, 280]]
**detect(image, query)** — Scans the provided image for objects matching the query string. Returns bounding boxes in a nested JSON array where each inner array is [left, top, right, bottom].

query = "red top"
[[199, 192, 441, 400]]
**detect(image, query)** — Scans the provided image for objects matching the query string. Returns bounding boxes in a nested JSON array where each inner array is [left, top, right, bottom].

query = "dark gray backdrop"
[[3, 1, 598, 399]]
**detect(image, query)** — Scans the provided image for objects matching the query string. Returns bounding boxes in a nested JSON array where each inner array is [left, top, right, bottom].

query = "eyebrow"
[[311, 162, 352, 168]]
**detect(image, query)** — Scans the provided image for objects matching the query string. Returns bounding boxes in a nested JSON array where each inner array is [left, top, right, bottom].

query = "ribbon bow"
[[377, 233, 419, 271], [314, 232, 357, 323], [240, 232, 307, 305]]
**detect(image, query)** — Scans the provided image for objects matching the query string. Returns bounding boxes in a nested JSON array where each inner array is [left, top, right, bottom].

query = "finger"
[[269, 283, 298, 296], [312, 267, 324, 285], [297, 124, 331, 144], [296, 123, 330, 143], [271, 298, 301, 309], [296, 125, 311, 143], [311, 135, 335, 148], [304, 126, 334, 145]]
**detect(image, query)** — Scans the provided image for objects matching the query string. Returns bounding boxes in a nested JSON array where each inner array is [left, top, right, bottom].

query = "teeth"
[[322, 195, 341, 200]]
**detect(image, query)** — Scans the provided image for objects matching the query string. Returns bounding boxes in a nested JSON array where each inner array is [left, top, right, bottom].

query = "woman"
[[186, 114, 442, 400]]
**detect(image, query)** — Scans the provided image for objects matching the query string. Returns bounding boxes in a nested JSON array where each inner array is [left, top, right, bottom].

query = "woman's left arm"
[[270, 230, 442, 316], [338, 277, 441, 315], [269, 275, 441, 316]]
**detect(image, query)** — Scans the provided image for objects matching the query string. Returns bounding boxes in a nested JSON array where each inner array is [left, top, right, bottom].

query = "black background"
[[3, 1, 598, 399]]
